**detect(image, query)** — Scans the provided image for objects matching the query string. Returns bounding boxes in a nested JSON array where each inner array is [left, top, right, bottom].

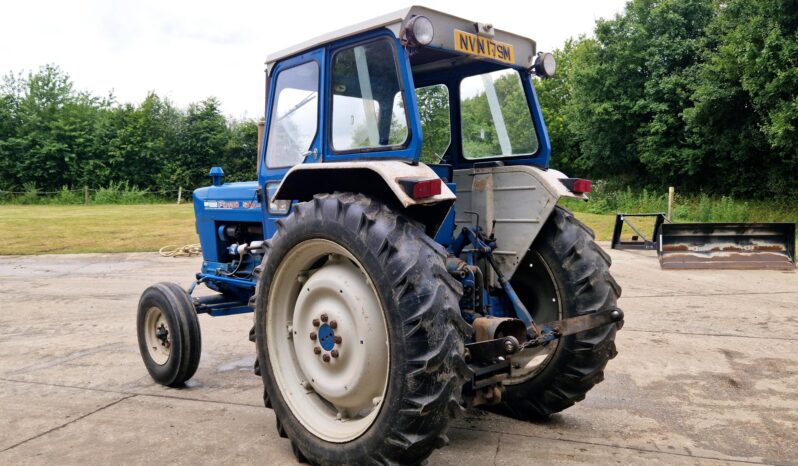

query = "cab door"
[[258, 50, 324, 240]]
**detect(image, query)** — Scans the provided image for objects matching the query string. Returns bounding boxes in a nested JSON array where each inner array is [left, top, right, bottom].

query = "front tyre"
[[255, 193, 469, 465], [136, 282, 202, 387]]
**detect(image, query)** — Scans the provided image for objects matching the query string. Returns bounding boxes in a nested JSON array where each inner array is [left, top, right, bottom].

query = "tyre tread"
[[500, 206, 621, 419], [255, 192, 469, 465]]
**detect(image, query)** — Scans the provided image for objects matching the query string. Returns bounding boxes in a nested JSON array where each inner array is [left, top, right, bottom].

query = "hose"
[[159, 243, 202, 257]]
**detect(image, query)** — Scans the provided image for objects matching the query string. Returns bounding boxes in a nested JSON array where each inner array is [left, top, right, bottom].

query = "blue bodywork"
[[189, 27, 555, 327]]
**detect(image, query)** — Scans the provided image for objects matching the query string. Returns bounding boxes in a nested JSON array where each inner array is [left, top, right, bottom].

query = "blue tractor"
[[136, 7, 623, 465]]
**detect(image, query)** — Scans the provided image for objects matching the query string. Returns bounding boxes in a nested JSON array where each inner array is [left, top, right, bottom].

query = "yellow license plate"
[[454, 30, 515, 64]]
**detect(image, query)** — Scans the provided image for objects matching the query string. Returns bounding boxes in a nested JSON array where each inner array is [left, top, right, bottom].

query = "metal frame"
[[611, 213, 668, 250]]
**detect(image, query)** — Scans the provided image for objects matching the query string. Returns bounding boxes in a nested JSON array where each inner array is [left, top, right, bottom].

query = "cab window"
[[330, 38, 408, 151], [415, 84, 450, 164], [266, 61, 319, 168], [460, 69, 538, 159]]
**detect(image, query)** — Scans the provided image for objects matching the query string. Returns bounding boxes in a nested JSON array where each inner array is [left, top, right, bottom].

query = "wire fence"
[[0, 188, 192, 195], [0, 186, 198, 205]]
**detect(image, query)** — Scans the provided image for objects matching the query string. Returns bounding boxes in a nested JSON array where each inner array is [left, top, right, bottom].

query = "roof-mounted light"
[[405, 15, 434, 46], [532, 52, 556, 78]]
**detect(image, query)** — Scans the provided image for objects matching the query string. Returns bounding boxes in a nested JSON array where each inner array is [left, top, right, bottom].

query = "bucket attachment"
[[658, 223, 796, 270]]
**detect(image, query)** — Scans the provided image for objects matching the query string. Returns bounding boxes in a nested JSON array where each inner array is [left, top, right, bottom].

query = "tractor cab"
[[259, 6, 555, 184], [256, 6, 585, 277]]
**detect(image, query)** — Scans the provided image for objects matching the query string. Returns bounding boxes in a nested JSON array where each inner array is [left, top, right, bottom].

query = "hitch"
[[522, 307, 624, 349], [465, 307, 624, 399]]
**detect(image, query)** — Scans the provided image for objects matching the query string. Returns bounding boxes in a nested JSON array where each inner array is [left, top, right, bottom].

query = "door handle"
[[301, 148, 318, 163]]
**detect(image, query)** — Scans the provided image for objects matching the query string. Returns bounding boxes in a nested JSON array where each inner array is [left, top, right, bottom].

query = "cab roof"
[[265, 5, 537, 70]]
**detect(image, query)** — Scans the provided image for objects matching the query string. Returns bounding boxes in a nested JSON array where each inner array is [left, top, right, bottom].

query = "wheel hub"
[[266, 240, 390, 442], [155, 323, 170, 347], [292, 259, 387, 412], [144, 307, 171, 365], [317, 323, 336, 351]]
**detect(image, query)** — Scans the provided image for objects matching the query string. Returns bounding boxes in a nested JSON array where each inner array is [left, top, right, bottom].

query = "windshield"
[[460, 69, 538, 159]]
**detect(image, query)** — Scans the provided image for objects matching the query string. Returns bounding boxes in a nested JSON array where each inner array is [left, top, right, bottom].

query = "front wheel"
[[500, 206, 621, 418], [255, 193, 470, 465], [136, 282, 202, 387]]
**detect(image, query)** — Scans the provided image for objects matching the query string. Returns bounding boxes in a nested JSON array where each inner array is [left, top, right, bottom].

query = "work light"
[[533, 52, 556, 78], [405, 15, 434, 46]]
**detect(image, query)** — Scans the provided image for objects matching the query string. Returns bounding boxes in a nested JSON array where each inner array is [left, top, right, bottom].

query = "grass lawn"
[[571, 212, 615, 241], [0, 204, 199, 255], [0, 204, 622, 256]]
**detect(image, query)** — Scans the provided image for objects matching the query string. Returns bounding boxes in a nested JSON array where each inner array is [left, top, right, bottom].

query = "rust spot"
[[752, 245, 785, 251], [662, 245, 689, 251]]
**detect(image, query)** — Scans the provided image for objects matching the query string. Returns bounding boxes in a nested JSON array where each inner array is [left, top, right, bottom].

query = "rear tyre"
[[254, 193, 469, 465], [499, 207, 621, 419], [137, 282, 202, 387]]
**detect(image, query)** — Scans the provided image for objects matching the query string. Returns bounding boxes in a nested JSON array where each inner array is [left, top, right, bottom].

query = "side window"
[[460, 69, 538, 159], [331, 38, 408, 151], [266, 61, 319, 168], [415, 84, 450, 164]]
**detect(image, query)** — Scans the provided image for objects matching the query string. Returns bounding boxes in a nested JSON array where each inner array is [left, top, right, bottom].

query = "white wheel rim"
[[266, 239, 389, 443], [144, 306, 171, 365]]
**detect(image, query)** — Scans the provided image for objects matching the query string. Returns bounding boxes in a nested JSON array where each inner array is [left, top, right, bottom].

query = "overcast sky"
[[0, 0, 628, 119]]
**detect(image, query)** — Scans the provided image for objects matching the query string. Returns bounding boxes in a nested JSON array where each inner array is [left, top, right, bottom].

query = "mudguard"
[[453, 165, 585, 281], [272, 161, 456, 234]]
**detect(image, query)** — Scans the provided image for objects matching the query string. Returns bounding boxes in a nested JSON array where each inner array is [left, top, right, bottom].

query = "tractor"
[[136, 6, 623, 465]]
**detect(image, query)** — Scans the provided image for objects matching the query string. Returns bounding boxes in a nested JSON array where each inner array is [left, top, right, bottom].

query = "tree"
[[685, 0, 798, 196], [565, 0, 714, 188], [535, 39, 584, 175], [222, 119, 258, 182], [166, 97, 229, 189]]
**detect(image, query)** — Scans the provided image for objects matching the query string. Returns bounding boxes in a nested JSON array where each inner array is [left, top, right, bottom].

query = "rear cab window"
[[460, 69, 538, 159]]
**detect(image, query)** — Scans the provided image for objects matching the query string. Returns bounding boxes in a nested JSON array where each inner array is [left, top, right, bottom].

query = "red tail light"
[[399, 178, 442, 199], [561, 178, 592, 194]]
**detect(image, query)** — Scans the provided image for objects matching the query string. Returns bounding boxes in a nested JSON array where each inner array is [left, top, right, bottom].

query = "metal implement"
[[464, 307, 624, 393], [524, 308, 624, 348], [611, 213, 667, 250], [658, 222, 796, 270]]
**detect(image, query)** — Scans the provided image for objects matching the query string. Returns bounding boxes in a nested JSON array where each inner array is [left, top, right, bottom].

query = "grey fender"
[[452, 165, 586, 283], [273, 161, 456, 235]]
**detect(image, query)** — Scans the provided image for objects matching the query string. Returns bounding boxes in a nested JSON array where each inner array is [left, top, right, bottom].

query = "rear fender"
[[452, 165, 585, 281], [273, 161, 455, 235]]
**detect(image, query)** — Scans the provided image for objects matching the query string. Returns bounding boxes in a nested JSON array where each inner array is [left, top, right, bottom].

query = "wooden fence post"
[[667, 186, 675, 221], [177, 187, 183, 205], [84, 186, 89, 206]]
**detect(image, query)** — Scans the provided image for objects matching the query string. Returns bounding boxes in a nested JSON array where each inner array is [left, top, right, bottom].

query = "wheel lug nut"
[[322, 353, 331, 362], [320, 313, 328, 322], [331, 349, 339, 358], [334, 336, 342, 344], [309, 332, 317, 340], [313, 347, 321, 355], [329, 320, 337, 329], [312, 319, 320, 327]]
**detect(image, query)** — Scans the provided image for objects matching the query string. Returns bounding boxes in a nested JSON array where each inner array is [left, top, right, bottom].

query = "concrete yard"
[[0, 247, 796, 465]]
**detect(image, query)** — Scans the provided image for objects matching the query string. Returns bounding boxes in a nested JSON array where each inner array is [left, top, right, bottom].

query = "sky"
[[0, 0, 628, 119]]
